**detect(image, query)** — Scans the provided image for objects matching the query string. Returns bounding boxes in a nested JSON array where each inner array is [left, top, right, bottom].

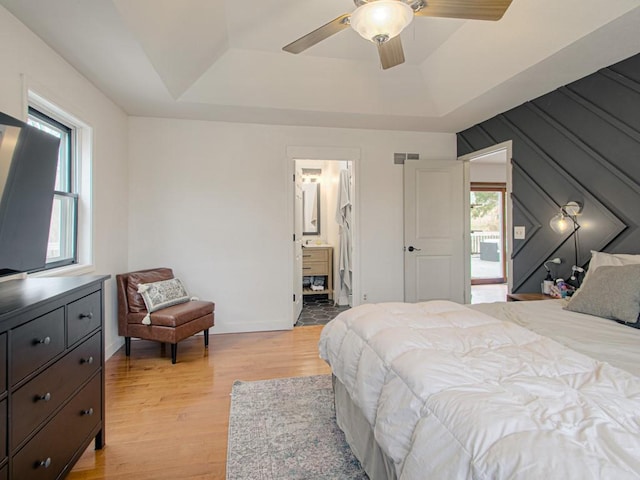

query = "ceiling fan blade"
[[283, 13, 351, 54], [415, 0, 513, 21], [377, 35, 405, 70]]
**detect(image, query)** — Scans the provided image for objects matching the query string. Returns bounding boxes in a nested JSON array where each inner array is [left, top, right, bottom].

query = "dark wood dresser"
[[0, 275, 109, 480]]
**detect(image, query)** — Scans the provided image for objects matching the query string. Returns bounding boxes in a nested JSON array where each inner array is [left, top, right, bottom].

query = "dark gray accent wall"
[[458, 54, 640, 293]]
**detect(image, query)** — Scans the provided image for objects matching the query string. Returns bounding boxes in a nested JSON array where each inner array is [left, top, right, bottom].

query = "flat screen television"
[[0, 111, 60, 277]]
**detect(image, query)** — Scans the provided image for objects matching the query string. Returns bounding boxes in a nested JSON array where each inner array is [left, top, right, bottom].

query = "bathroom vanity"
[[302, 246, 333, 300]]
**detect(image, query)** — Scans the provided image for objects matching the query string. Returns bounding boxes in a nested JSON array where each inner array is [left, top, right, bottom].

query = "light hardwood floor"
[[470, 284, 508, 304], [68, 326, 330, 480]]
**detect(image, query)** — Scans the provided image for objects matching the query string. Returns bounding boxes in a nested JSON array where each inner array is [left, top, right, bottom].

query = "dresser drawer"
[[12, 332, 101, 448], [13, 374, 101, 480], [302, 248, 329, 263], [11, 309, 65, 385], [0, 334, 6, 393], [67, 291, 101, 347]]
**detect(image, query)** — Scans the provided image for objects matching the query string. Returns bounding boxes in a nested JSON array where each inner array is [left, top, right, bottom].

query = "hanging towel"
[[335, 169, 352, 305]]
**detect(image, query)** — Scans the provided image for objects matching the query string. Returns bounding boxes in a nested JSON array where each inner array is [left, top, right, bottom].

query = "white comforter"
[[319, 301, 640, 479]]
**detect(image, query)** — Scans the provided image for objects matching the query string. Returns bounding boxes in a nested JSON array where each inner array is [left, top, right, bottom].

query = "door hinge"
[[293, 233, 296, 241], [293, 293, 296, 302]]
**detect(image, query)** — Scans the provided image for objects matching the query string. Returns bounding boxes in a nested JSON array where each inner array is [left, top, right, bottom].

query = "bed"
[[319, 255, 640, 480]]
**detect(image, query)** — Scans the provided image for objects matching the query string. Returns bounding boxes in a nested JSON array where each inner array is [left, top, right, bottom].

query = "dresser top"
[[0, 275, 109, 319]]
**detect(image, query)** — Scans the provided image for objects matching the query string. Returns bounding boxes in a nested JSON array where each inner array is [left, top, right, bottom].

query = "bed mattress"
[[470, 299, 640, 376], [320, 300, 640, 479]]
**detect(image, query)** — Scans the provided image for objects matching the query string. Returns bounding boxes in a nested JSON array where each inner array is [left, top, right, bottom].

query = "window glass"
[[27, 107, 77, 268]]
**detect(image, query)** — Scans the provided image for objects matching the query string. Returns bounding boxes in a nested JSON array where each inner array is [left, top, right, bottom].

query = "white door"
[[404, 160, 465, 303], [293, 165, 303, 322]]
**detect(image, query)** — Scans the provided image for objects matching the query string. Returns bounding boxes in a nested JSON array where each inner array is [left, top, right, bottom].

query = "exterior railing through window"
[[470, 231, 500, 255]]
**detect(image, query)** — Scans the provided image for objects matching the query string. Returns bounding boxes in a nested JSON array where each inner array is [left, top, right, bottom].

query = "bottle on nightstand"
[[542, 272, 554, 295]]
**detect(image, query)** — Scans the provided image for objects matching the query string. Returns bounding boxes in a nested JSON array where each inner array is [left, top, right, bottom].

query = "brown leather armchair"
[[116, 268, 215, 364]]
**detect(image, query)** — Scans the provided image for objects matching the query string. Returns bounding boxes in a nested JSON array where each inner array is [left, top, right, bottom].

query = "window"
[[27, 107, 78, 269]]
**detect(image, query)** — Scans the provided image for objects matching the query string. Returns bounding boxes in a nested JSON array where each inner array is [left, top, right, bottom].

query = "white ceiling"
[[2, 0, 639, 133]]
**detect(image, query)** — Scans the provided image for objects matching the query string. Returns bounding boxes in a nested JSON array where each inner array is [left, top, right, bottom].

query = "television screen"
[[0, 111, 60, 277]]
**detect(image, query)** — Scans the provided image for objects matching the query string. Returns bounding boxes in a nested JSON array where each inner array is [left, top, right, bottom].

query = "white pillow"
[[584, 250, 640, 283]]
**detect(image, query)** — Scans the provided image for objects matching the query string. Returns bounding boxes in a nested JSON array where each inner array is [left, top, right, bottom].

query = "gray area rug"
[[227, 375, 367, 479]]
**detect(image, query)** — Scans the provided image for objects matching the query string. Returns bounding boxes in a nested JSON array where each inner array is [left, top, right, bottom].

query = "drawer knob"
[[79, 312, 94, 320], [36, 336, 51, 345], [81, 356, 94, 365], [37, 392, 52, 402], [81, 407, 94, 416], [38, 457, 52, 469]]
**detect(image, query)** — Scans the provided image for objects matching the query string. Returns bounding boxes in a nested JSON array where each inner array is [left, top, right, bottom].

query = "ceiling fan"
[[283, 0, 513, 70]]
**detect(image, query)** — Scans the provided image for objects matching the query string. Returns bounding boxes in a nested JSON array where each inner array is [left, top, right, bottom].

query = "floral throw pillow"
[[137, 278, 191, 314]]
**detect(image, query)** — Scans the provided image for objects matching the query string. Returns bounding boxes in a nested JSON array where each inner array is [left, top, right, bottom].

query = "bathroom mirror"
[[302, 182, 321, 235]]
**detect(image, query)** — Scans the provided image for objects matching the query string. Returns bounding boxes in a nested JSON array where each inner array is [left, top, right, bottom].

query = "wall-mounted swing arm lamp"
[[549, 201, 582, 234], [549, 201, 583, 285], [571, 265, 585, 282], [542, 258, 562, 292], [544, 257, 562, 272]]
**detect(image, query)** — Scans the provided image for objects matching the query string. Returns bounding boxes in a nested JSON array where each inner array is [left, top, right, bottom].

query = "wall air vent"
[[394, 153, 420, 164]]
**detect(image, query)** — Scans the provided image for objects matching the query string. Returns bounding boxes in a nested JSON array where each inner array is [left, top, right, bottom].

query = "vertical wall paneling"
[[457, 54, 640, 293]]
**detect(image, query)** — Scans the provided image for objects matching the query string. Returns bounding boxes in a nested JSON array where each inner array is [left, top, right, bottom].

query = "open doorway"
[[470, 183, 506, 284], [293, 159, 354, 326], [465, 146, 510, 303]]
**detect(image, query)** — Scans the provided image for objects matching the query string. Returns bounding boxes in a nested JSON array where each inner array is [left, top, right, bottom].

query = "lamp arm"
[[567, 214, 580, 268]]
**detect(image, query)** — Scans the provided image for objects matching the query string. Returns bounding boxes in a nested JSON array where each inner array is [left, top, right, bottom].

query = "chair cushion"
[[127, 268, 174, 312], [128, 300, 215, 328]]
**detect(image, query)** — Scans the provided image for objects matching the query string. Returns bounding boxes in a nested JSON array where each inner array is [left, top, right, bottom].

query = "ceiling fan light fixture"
[[350, 1, 414, 43]]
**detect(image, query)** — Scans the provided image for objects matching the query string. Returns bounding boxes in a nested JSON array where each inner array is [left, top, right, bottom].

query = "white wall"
[[128, 118, 455, 333], [469, 162, 507, 183], [0, 6, 130, 357], [323, 160, 344, 249]]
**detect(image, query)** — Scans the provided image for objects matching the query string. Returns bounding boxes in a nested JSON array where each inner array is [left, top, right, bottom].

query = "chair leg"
[[171, 343, 177, 364], [204, 329, 210, 348], [125, 337, 131, 356]]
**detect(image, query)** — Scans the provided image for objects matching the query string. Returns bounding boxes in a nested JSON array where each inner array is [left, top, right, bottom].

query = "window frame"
[[25, 99, 85, 276]]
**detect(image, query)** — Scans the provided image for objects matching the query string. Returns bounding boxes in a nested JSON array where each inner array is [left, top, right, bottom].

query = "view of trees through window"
[[470, 192, 500, 231]]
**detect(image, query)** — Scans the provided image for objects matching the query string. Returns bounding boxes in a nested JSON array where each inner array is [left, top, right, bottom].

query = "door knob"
[[407, 246, 421, 252]]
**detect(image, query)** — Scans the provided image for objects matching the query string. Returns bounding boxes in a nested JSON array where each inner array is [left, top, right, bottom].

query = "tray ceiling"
[[1, 0, 639, 132]]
